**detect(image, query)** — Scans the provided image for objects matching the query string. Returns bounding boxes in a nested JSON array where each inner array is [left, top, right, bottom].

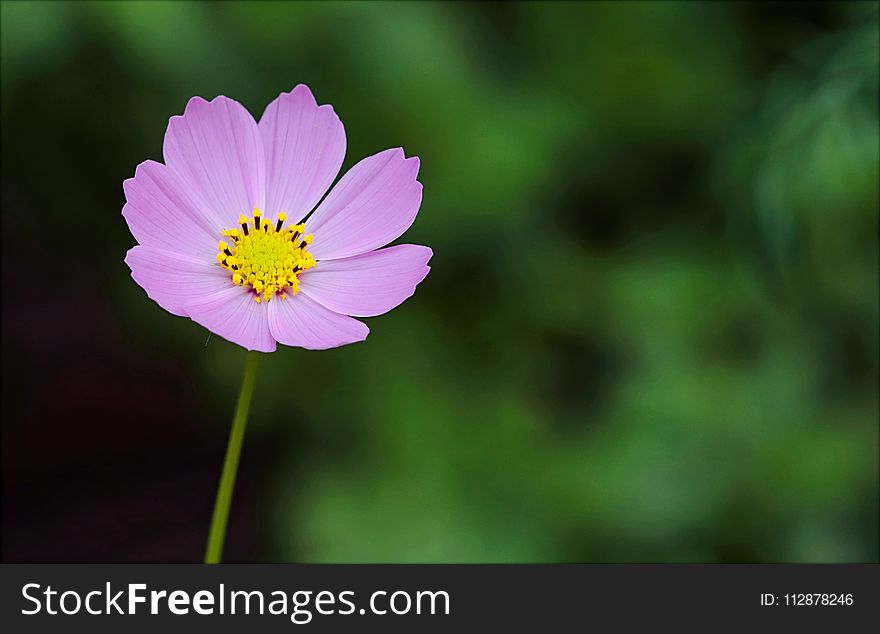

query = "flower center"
[[216, 209, 316, 303]]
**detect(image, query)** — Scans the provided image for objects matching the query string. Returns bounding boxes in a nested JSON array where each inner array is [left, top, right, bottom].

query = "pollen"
[[216, 208, 316, 302]]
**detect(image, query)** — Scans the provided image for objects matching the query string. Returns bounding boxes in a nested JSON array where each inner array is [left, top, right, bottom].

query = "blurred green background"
[[1, 1, 877, 562]]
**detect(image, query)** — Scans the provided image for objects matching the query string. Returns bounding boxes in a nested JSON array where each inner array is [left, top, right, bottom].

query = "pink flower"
[[123, 85, 431, 352]]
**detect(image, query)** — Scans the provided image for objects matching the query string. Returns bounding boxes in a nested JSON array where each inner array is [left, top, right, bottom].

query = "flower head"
[[123, 85, 431, 351]]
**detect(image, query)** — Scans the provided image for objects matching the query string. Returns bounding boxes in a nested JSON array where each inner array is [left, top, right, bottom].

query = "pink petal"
[[305, 148, 422, 260], [122, 160, 220, 259], [184, 286, 276, 353], [258, 84, 346, 223], [267, 292, 369, 350], [163, 96, 265, 228], [125, 245, 234, 317], [299, 244, 432, 317]]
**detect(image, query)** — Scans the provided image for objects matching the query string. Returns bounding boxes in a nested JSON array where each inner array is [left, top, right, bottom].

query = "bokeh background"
[[2, 1, 877, 562]]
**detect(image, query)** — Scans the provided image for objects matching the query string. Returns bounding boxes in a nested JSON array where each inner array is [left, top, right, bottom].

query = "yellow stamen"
[[216, 211, 316, 302]]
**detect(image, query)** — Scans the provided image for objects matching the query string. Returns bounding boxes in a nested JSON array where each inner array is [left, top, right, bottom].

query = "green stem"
[[204, 350, 261, 564]]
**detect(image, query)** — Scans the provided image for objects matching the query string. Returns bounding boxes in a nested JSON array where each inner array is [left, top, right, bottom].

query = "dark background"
[[2, 1, 877, 562]]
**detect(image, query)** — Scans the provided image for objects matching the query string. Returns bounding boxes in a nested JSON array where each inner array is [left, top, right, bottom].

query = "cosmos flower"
[[123, 85, 431, 352]]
